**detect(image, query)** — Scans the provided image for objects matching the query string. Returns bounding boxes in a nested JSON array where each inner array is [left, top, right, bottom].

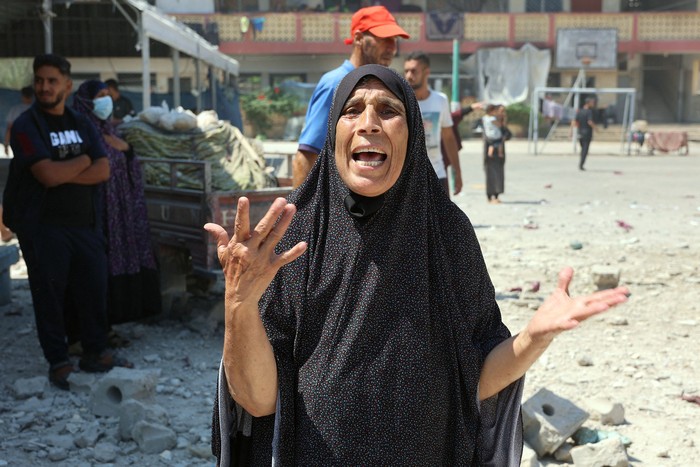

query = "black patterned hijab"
[[213, 64, 523, 466]]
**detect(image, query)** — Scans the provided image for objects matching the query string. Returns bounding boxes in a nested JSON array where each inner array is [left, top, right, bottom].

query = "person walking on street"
[[3, 54, 132, 390], [292, 5, 409, 187], [571, 97, 596, 170], [404, 51, 463, 195]]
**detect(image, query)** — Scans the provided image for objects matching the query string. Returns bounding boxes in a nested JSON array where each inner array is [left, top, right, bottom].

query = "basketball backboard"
[[555, 28, 618, 69]]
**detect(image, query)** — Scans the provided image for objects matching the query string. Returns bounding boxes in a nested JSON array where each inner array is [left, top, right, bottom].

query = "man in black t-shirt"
[[105, 79, 134, 124], [4, 54, 131, 390], [571, 97, 596, 171]]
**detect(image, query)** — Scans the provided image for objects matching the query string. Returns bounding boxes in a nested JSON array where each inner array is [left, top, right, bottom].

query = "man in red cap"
[[292, 6, 409, 187]]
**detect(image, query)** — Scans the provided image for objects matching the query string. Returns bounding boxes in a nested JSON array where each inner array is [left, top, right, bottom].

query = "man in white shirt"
[[404, 51, 462, 195]]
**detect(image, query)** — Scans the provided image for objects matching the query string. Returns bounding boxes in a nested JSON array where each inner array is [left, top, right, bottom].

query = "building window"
[[526, 0, 563, 12]]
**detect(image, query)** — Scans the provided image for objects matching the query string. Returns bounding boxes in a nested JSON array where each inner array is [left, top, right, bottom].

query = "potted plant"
[[240, 87, 300, 139]]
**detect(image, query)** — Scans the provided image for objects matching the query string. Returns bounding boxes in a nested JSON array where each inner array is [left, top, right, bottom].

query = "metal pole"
[[140, 16, 151, 109], [451, 39, 460, 112], [195, 59, 202, 113], [41, 0, 53, 54], [172, 48, 181, 109], [621, 93, 631, 154], [210, 66, 217, 113]]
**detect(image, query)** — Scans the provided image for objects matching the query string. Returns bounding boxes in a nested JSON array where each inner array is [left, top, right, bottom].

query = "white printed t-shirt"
[[417, 90, 453, 179]]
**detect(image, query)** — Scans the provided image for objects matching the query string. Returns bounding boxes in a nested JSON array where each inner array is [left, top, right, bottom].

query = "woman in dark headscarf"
[[206, 65, 629, 466], [72, 80, 161, 331]]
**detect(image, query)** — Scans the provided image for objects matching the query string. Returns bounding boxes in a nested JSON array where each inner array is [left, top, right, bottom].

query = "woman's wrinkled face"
[[335, 78, 408, 197]]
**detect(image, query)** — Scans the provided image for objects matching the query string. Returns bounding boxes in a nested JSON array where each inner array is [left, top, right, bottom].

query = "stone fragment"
[[67, 372, 97, 394], [89, 367, 160, 417], [12, 376, 48, 399], [553, 442, 573, 462], [587, 398, 626, 425], [522, 388, 589, 456], [577, 354, 594, 366], [119, 399, 170, 441], [591, 266, 621, 290], [132, 421, 177, 454], [93, 441, 118, 463], [44, 434, 75, 450], [520, 443, 541, 467], [47, 448, 68, 462], [570, 437, 629, 467], [74, 421, 102, 448]]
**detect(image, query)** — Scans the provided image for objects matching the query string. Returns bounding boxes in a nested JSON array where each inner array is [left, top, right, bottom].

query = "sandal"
[[49, 361, 75, 390], [79, 351, 134, 373], [107, 330, 131, 349]]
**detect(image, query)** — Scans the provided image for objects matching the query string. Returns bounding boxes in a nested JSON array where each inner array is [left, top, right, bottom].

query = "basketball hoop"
[[580, 56, 593, 67]]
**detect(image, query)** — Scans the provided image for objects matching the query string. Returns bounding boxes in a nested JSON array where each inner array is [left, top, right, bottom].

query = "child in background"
[[482, 104, 504, 158]]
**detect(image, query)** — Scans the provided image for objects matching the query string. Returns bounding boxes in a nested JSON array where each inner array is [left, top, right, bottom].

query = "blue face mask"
[[92, 95, 113, 120]]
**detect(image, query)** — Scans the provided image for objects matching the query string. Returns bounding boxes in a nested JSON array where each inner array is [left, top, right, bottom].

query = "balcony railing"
[[172, 12, 700, 56]]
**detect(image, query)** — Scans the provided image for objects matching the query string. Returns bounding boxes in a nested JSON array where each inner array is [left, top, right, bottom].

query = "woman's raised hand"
[[204, 197, 307, 303], [524, 267, 630, 347]]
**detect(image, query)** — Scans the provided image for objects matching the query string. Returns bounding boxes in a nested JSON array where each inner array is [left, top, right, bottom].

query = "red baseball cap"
[[344, 6, 410, 45]]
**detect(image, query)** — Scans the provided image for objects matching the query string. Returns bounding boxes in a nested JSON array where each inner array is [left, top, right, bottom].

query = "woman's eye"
[[343, 107, 361, 116]]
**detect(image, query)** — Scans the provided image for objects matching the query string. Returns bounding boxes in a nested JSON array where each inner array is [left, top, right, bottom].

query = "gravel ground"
[[0, 139, 698, 466]]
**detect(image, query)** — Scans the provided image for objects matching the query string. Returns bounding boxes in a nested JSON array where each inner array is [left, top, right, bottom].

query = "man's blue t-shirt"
[[297, 60, 356, 155]]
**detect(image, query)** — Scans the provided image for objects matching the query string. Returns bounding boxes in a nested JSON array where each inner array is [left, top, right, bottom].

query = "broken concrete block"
[[67, 372, 97, 394], [119, 399, 170, 441], [591, 266, 621, 290], [12, 376, 48, 399], [587, 398, 626, 425], [522, 388, 589, 456], [89, 367, 160, 417], [132, 421, 177, 454], [570, 437, 629, 467]]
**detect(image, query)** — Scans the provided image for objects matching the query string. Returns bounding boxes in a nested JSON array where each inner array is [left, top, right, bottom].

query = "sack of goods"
[[120, 104, 278, 191]]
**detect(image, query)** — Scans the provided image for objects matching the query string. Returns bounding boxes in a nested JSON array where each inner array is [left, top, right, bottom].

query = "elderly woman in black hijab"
[[206, 65, 629, 466]]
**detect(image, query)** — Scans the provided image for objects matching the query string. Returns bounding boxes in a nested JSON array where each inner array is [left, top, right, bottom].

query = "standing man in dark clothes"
[[3, 54, 131, 390], [105, 78, 135, 124], [571, 97, 596, 170]]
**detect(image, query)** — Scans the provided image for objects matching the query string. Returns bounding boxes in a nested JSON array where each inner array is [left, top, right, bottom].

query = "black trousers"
[[579, 136, 592, 168], [17, 224, 108, 366]]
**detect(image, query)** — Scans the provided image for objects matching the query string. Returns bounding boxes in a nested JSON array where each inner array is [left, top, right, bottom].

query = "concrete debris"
[[89, 367, 160, 417], [591, 265, 621, 290], [587, 398, 626, 425], [522, 388, 589, 456], [520, 442, 541, 466], [11, 376, 48, 400], [570, 437, 630, 467], [131, 421, 177, 454]]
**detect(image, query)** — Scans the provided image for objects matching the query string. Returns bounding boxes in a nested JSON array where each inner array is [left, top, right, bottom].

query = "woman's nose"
[[357, 107, 381, 133]]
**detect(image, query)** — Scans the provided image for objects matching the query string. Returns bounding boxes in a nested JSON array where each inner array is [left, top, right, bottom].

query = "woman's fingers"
[[232, 197, 251, 244], [556, 267, 574, 295], [250, 197, 291, 247], [204, 222, 230, 249]]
